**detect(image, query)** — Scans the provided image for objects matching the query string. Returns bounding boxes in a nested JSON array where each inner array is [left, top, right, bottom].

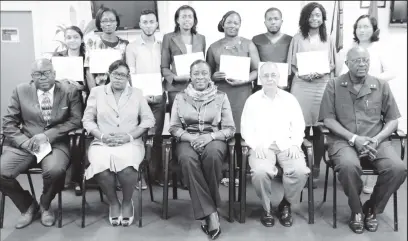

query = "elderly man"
[[0, 59, 82, 228], [319, 47, 407, 234], [241, 62, 310, 228]]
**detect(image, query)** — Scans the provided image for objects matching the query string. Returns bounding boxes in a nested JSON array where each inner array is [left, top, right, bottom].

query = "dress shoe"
[[40, 205, 56, 227], [209, 227, 222, 240], [109, 204, 122, 227], [260, 210, 275, 227], [121, 200, 134, 227], [200, 224, 209, 235], [363, 201, 378, 232], [278, 202, 293, 227], [15, 200, 40, 229], [74, 183, 82, 196], [348, 212, 364, 234]]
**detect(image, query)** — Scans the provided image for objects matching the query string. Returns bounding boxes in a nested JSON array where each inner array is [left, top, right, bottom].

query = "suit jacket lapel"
[[172, 34, 187, 54], [117, 86, 133, 110], [105, 85, 120, 114]]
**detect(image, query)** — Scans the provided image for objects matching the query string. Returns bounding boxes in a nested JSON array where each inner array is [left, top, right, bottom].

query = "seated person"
[[169, 59, 235, 240], [0, 59, 82, 229], [82, 60, 155, 227], [241, 62, 310, 228], [319, 46, 407, 234]]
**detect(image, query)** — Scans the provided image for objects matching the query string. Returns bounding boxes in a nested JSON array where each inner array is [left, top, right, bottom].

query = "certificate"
[[131, 73, 163, 96], [31, 142, 52, 163], [257, 62, 289, 87], [89, 49, 122, 73], [52, 56, 84, 81], [219, 55, 250, 81], [296, 51, 330, 76], [174, 52, 205, 76]]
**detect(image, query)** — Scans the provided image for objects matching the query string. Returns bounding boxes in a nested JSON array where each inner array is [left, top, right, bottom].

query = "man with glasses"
[[319, 47, 407, 234], [0, 59, 82, 228]]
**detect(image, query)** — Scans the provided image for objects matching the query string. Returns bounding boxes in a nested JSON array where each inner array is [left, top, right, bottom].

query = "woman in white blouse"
[[341, 15, 395, 194]]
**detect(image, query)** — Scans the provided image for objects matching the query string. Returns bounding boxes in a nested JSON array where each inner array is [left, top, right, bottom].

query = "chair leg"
[[333, 170, 337, 229], [228, 145, 235, 223], [307, 167, 314, 224], [239, 147, 248, 223], [162, 142, 170, 219], [0, 193, 5, 229], [98, 187, 104, 203], [138, 170, 143, 228], [145, 165, 154, 202], [393, 191, 398, 231], [58, 191, 62, 228], [81, 176, 86, 228], [323, 164, 329, 202], [300, 190, 303, 202], [27, 173, 36, 200], [172, 172, 178, 200]]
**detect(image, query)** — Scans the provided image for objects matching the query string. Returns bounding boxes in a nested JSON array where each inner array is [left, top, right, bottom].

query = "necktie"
[[41, 92, 52, 124]]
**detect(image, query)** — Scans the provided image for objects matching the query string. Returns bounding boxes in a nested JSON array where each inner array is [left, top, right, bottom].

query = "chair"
[[238, 138, 315, 224], [162, 136, 236, 223], [0, 131, 78, 228], [77, 129, 154, 228], [319, 125, 406, 231]]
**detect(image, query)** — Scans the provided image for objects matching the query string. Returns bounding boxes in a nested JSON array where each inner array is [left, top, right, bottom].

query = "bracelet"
[[127, 133, 134, 142], [100, 133, 104, 141]]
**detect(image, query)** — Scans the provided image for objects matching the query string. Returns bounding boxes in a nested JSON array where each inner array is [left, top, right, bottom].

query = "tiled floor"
[[0, 141, 406, 241]]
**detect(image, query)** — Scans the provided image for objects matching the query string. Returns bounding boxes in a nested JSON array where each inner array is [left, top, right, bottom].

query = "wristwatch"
[[348, 134, 358, 146], [210, 133, 216, 140]]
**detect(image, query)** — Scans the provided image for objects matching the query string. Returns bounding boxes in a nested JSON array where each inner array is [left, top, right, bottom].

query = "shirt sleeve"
[[381, 81, 401, 123], [240, 96, 264, 149], [319, 78, 337, 122], [125, 44, 136, 74]]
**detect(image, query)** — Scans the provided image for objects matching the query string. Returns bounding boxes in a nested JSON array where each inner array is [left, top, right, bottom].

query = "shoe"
[[121, 200, 134, 227], [135, 180, 147, 190], [260, 210, 275, 227], [348, 213, 364, 234], [200, 224, 209, 235], [74, 183, 82, 196], [362, 176, 376, 194], [40, 205, 56, 227], [209, 227, 222, 240], [15, 200, 40, 229], [363, 201, 378, 232], [278, 201, 293, 227], [109, 205, 122, 227]]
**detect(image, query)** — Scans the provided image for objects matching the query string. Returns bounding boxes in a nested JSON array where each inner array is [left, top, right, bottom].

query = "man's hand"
[[28, 134, 48, 153], [254, 146, 269, 159], [359, 139, 378, 160], [226, 78, 245, 86], [354, 136, 373, 153], [212, 72, 226, 82], [174, 75, 190, 82], [311, 72, 325, 79], [298, 73, 313, 82], [287, 145, 302, 159], [191, 134, 212, 150]]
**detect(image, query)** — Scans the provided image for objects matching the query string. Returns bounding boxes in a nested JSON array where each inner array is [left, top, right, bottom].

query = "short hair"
[[108, 60, 130, 74], [264, 7, 282, 19], [353, 14, 380, 43], [189, 59, 212, 75], [95, 7, 121, 32], [140, 9, 158, 21], [218, 11, 241, 32], [299, 2, 327, 42], [174, 5, 198, 35]]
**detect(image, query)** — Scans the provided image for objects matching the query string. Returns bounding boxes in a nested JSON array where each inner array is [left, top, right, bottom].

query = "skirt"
[[85, 140, 145, 180], [290, 75, 330, 126]]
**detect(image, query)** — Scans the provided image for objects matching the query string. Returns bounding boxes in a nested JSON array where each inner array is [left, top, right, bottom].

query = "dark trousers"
[[0, 146, 69, 212], [176, 141, 227, 220], [148, 93, 166, 181], [331, 141, 407, 214], [167, 91, 179, 114]]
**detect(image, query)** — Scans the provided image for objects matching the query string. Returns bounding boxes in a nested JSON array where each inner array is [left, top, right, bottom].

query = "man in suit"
[[0, 58, 82, 228]]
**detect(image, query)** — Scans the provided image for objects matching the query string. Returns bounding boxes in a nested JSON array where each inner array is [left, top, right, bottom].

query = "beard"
[[268, 26, 281, 34], [142, 29, 155, 37]]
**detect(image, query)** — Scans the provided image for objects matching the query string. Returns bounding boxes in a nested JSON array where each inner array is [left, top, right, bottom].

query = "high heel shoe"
[[109, 205, 122, 227], [208, 212, 221, 240], [121, 200, 134, 227]]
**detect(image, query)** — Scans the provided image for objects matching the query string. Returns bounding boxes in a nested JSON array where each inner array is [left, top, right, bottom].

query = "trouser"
[[331, 141, 407, 214], [148, 92, 166, 181], [176, 141, 227, 220], [0, 146, 69, 212], [248, 148, 310, 212]]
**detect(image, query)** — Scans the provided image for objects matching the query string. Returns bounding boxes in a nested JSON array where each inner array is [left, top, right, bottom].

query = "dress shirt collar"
[[37, 85, 55, 96], [261, 88, 283, 102], [139, 34, 161, 46]]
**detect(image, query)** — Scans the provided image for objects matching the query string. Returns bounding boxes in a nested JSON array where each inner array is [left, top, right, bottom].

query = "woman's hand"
[[95, 74, 108, 85], [226, 78, 246, 86], [102, 133, 131, 147], [174, 75, 190, 82], [191, 134, 213, 150], [297, 73, 313, 82], [212, 72, 226, 82]]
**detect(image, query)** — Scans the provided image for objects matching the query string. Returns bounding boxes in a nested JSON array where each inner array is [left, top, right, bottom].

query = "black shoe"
[[74, 183, 82, 196], [348, 212, 364, 234], [261, 210, 275, 227], [363, 201, 378, 232], [209, 227, 221, 240], [200, 224, 209, 235], [278, 202, 293, 227]]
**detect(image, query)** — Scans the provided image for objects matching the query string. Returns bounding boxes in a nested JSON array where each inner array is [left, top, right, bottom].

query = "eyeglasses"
[[31, 70, 53, 79], [101, 20, 117, 24], [110, 72, 129, 79], [349, 58, 370, 64]]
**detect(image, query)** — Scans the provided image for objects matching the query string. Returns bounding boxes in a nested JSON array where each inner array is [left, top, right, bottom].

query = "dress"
[[288, 32, 337, 126]]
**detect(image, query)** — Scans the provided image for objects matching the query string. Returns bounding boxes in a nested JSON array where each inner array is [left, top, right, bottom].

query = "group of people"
[[0, 2, 406, 239]]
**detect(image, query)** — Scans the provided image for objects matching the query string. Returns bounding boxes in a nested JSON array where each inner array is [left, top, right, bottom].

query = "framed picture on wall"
[[360, 1, 386, 8]]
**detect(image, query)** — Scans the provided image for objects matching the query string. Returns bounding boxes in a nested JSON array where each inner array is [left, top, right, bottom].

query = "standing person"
[[126, 9, 166, 188], [341, 15, 396, 194], [206, 10, 260, 187], [84, 7, 129, 90], [252, 7, 293, 92], [287, 2, 337, 186], [161, 5, 206, 111]]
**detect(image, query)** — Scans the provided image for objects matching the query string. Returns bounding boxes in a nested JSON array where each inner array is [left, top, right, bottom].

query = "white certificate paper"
[[174, 52, 205, 76], [52, 56, 84, 81], [219, 55, 250, 81], [296, 51, 330, 76], [257, 62, 289, 87], [31, 142, 52, 163], [89, 49, 122, 73], [131, 73, 163, 96]]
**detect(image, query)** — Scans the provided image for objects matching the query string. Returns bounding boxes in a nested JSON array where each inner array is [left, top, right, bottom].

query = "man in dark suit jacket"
[[0, 59, 82, 229]]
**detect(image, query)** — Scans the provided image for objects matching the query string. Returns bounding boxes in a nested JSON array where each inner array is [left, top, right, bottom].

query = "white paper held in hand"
[[89, 49, 122, 74], [296, 51, 330, 76], [52, 56, 84, 81], [174, 52, 205, 76], [131, 73, 163, 96], [257, 62, 289, 87], [219, 55, 250, 81], [33, 142, 52, 163]]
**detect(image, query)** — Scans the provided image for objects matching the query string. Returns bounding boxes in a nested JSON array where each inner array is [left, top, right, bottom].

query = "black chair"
[[319, 125, 406, 231], [0, 131, 78, 228], [238, 138, 315, 224], [77, 129, 154, 228], [162, 136, 236, 223]]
